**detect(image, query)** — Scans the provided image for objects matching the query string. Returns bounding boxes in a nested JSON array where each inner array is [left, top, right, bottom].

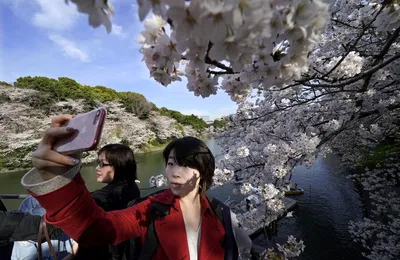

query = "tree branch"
[[303, 52, 400, 88], [207, 69, 235, 75], [359, 25, 400, 92], [358, 103, 400, 118], [234, 163, 265, 173], [203, 41, 235, 74], [320, 5, 385, 79], [205, 57, 235, 74], [331, 18, 360, 29], [316, 103, 400, 149]]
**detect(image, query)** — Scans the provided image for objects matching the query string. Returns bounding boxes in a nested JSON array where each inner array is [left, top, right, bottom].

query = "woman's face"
[[96, 152, 115, 183], [165, 149, 200, 197]]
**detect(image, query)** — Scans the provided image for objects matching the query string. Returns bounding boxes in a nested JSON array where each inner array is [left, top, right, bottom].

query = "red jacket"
[[30, 173, 226, 260]]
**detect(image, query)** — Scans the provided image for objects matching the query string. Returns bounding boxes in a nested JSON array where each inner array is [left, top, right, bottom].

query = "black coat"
[[0, 204, 63, 259], [91, 179, 140, 212], [0, 211, 63, 244], [77, 179, 140, 260]]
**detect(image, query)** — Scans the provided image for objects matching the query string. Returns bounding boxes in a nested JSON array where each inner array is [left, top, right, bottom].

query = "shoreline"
[[0, 145, 168, 174], [0, 135, 214, 174], [135, 145, 166, 154]]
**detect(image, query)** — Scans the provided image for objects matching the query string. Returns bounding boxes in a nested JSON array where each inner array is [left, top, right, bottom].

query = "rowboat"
[[285, 187, 304, 196]]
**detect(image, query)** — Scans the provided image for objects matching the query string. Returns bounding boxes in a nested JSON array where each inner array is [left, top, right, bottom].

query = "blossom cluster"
[[136, 0, 329, 101]]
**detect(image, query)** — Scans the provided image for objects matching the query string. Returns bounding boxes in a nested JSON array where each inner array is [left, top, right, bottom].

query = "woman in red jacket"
[[21, 115, 252, 260]]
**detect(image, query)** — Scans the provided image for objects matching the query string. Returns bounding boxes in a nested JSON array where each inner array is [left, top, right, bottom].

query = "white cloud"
[[111, 23, 128, 38], [33, 0, 79, 30], [49, 34, 90, 62]]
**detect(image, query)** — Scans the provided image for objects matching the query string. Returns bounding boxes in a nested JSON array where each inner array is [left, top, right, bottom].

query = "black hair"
[[98, 144, 137, 183], [163, 136, 215, 192]]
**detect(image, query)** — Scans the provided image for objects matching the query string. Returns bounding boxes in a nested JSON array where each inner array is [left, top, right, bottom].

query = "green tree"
[[120, 92, 152, 119], [0, 81, 13, 87], [91, 85, 120, 102], [159, 107, 207, 130], [213, 119, 227, 129]]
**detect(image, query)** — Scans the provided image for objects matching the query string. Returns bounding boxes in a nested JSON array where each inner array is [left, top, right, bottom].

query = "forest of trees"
[[7, 76, 207, 130]]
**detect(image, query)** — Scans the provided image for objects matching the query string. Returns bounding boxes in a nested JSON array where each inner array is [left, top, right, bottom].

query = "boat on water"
[[285, 187, 305, 196], [284, 173, 305, 196], [233, 175, 244, 185]]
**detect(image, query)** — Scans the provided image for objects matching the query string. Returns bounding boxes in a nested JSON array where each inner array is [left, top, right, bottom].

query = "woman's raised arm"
[[21, 115, 149, 247]]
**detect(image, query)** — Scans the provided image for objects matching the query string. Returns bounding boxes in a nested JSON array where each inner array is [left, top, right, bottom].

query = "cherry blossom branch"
[[244, 91, 362, 122], [204, 49, 235, 74], [331, 18, 360, 29], [320, 5, 385, 79], [234, 163, 265, 174], [375, 25, 400, 60], [281, 25, 400, 92], [358, 103, 400, 118], [303, 52, 400, 88], [317, 103, 400, 149], [358, 25, 400, 92]]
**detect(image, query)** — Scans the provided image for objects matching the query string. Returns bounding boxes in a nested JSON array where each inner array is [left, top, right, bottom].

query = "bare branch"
[[205, 57, 235, 74], [207, 69, 235, 75], [331, 18, 360, 29]]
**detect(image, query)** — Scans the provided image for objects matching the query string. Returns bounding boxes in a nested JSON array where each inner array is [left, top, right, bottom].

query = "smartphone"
[[53, 107, 107, 154]]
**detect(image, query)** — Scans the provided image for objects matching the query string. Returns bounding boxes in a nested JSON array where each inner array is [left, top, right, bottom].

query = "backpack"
[[124, 189, 239, 260]]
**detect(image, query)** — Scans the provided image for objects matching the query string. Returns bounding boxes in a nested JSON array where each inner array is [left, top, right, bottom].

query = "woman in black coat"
[[76, 144, 141, 260]]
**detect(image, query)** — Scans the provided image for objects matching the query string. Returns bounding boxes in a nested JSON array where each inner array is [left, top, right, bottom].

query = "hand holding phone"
[[53, 108, 107, 154]]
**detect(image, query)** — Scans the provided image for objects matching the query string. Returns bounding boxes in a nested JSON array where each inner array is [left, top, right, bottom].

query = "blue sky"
[[0, 0, 237, 119]]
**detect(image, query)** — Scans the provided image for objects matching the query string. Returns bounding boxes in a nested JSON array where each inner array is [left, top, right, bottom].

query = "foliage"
[[14, 76, 110, 105], [0, 81, 13, 88], [213, 119, 227, 129], [359, 138, 400, 170], [159, 107, 208, 130], [0, 93, 11, 104], [20, 92, 55, 115], [0, 145, 37, 170], [12, 76, 206, 129], [120, 91, 153, 119], [175, 122, 185, 136], [139, 136, 174, 152]]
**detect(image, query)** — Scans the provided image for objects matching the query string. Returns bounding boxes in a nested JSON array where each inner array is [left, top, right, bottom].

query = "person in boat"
[[91, 143, 140, 212], [22, 114, 252, 260], [11, 196, 76, 260], [7, 143, 140, 260], [76, 143, 141, 260], [0, 199, 66, 259]]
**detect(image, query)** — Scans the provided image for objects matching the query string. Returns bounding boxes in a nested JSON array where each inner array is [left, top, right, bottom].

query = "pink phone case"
[[53, 108, 107, 154]]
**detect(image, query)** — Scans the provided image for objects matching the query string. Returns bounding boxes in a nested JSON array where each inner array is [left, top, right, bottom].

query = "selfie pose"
[[7, 142, 140, 260], [21, 113, 252, 260]]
